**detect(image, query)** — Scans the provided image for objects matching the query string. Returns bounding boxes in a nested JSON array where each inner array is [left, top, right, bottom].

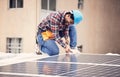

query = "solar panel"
[[37, 53, 120, 65], [0, 53, 120, 77], [60, 65, 120, 77]]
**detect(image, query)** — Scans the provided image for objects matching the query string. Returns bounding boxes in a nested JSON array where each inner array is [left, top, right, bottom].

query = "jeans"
[[69, 25, 77, 49], [37, 25, 77, 56]]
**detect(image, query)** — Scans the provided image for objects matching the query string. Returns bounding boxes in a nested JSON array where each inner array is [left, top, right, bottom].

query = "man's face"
[[64, 14, 74, 25]]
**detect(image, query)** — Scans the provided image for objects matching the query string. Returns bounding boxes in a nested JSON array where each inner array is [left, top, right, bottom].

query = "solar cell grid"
[[0, 53, 120, 77], [60, 65, 120, 77]]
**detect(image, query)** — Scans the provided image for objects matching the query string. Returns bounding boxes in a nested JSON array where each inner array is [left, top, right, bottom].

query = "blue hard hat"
[[71, 10, 83, 25]]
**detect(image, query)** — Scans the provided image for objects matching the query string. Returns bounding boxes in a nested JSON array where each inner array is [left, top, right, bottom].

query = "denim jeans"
[[69, 25, 77, 49], [37, 25, 77, 56]]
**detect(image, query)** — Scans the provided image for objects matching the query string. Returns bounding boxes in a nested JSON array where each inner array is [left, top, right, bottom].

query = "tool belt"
[[41, 30, 54, 41]]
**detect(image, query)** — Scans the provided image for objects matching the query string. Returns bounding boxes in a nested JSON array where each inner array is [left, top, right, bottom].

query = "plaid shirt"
[[38, 11, 69, 48]]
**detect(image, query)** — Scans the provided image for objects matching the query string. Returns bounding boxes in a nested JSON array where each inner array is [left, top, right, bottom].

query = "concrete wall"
[[79, 0, 120, 54], [57, 0, 77, 11], [0, 0, 37, 53]]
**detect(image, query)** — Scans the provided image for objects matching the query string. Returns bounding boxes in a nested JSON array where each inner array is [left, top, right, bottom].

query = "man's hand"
[[65, 45, 72, 53]]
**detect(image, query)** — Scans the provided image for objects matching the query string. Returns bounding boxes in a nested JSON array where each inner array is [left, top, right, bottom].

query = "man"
[[36, 10, 83, 56]]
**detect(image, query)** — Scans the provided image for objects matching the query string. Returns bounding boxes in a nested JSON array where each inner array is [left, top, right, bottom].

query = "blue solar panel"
[[0, 61, 92, 75], [37, 54, 120, 65], [0, 53, 120, 77], [60, 65, 120, 77]]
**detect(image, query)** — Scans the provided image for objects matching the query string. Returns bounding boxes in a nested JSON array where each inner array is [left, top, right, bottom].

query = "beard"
[[63, 19, 70, 25]]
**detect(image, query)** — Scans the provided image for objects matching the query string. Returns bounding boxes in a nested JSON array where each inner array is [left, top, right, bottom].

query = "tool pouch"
[[41, 30, 54, 41]]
